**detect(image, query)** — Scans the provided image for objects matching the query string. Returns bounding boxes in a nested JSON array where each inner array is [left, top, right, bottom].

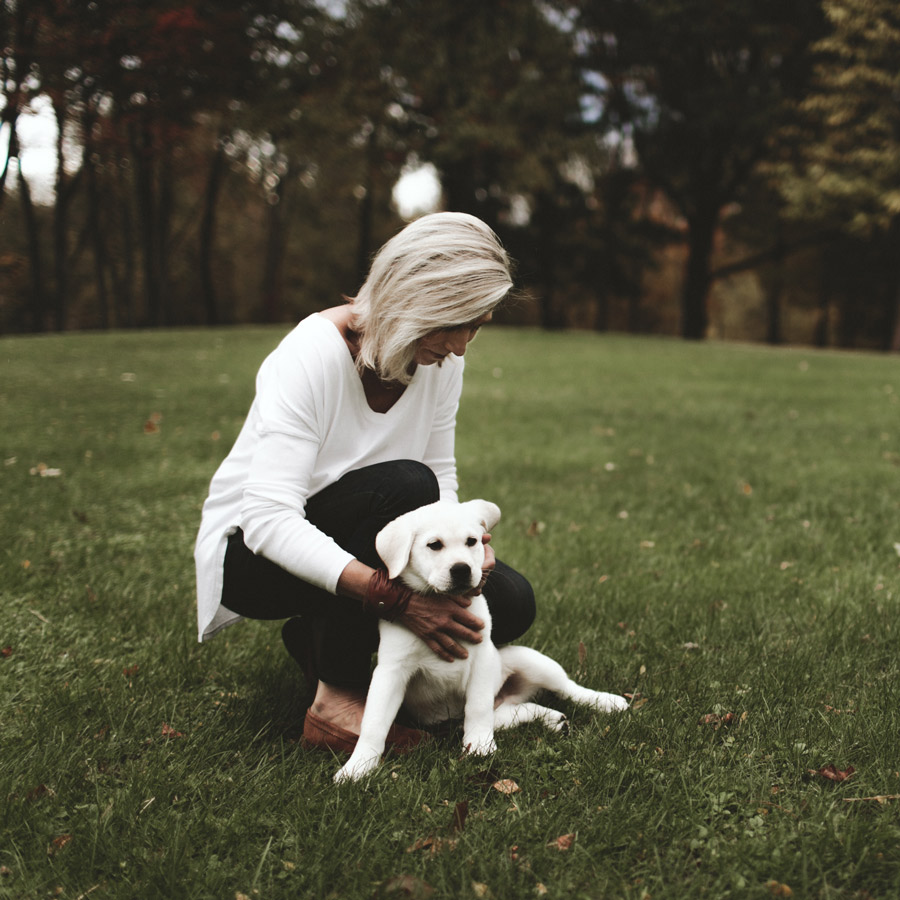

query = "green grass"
[[2, 326, 899, 899]]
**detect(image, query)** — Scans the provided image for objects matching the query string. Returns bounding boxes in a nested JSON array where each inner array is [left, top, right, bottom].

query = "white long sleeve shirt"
[[194, 313, 463, 641]]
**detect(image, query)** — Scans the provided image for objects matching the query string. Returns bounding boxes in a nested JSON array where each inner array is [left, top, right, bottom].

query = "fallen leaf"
[[1, 646, 11, 658], [526, 521, 545, 537], [406, 836, 440, 854], [492, 779, 521, 795], [26, 784, 55, 801], [741, 482, 753, 495], [700, 712, 736, 729], [143, 419, 160, 434], [811, 764, 855, 783], [843, 794, 900, 804], [48, 834, 72, 855], [472, 882, 492, 898], [547, 833, 576, 851], [161, 722, 183, 739], [380, 875, 435, 899], [30, 463, 62, 477], [578, 641, 587, 665], [535, 885, 548, 896], [123, 664, 139, 677], [766, 881, 793, 897]]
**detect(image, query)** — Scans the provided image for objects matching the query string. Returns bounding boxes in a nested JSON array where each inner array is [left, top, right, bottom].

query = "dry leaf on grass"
[[161, 722, 183, 739], [47, 835, 72, 855], [405, 836, 457, 855], [492, 779, 521, 795], [547, 833, 576, 851], [30, 463, 62, 477], [766, 880, 793, 897], [379, 875, 434, 899], [810, 764, 855, 783], [700, 712, 747, 730]]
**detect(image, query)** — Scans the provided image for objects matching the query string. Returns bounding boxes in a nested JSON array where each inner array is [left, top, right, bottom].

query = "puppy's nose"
[[449, 563, 472, 589]]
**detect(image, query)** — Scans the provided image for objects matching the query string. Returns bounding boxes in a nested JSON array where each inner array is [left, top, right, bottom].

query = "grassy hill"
[[2, 327, 898, 899]]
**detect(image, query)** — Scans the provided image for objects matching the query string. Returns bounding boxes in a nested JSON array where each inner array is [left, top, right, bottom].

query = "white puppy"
[[334, 499, 628, 783]]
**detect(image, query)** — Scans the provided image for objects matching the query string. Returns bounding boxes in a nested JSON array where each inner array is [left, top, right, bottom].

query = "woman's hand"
[[397, 592, 485, 663]]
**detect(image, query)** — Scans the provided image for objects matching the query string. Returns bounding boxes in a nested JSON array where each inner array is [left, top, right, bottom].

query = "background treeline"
[[1, 0, 898, 350]]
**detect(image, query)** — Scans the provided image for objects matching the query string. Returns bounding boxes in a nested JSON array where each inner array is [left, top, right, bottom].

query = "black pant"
[[221, 460, 535, 689]]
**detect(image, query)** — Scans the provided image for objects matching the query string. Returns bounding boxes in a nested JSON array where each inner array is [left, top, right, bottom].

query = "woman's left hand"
[[465, 533, 495, 597]]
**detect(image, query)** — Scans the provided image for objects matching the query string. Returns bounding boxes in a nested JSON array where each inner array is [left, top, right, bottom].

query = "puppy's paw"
[[464, 734, 498, 757], [544, 710, 569, 733], [334, 752, 379, 784], [590, 692, 629, 713]]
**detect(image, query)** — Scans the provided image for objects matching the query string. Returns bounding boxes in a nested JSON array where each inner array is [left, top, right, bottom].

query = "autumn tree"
[[770, 0, 900, 351], [564, 0, 824, 339]]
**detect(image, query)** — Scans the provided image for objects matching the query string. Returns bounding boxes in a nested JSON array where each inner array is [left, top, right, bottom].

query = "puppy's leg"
[[498, 646, 629, 713], [494, 701, 568, 732], [462, 647, 500, 756], [334, 663, 411, 783]]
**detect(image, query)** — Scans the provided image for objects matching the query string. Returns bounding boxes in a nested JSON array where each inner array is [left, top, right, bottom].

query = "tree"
[[566, 0, 823, 338], [771, 0, 900, 351]]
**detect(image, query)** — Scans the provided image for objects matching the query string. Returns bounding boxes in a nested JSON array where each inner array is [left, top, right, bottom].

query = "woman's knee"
[[369, 459, 440, 517], [484, 562, 536, 645]]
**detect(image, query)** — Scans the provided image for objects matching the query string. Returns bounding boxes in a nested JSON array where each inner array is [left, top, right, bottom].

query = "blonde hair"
[[351, 212, 512, 384]]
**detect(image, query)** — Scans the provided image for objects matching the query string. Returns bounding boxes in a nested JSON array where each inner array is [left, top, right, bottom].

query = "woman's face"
[[414, 312, 493, 366]]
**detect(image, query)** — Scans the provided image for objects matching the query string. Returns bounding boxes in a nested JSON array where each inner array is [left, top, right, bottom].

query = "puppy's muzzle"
[[449, 563, 473, 592]]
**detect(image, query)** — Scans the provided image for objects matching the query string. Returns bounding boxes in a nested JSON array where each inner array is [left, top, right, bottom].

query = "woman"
[[194, 212, 535, 752]]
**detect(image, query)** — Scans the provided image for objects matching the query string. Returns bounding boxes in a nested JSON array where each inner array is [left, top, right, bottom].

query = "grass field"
[[2, 326, 899, 900]]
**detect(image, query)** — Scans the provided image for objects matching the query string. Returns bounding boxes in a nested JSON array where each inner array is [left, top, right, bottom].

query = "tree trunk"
[[681, 209, 718, 340], [261, 163, 292, 323], [765, 234, 786, 346], [17, 165, 46, 332], [0, 110, 19, 208], [157, 143, 174, 325], [111, 160, 136, 328], [51, 99, 82, 332], [889, 275, 900, 353], [199, 140, 226, 326], [888, 223, 900, 353], [130, 120, 161, 326], [84, 133, 111, 329]]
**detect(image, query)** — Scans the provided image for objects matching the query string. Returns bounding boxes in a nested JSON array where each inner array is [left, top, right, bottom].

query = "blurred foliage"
[[0, 0, 898, 349]]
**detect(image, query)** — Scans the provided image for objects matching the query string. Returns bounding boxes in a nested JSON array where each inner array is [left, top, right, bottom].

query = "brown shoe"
[[301, 710, 430, 755]]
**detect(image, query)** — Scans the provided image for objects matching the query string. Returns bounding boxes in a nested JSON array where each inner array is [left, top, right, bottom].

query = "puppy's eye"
[[466, 537, 478, 547], [427, 540, 444, 551]]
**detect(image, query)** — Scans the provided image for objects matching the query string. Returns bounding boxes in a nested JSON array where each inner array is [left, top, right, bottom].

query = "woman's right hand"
[[339, 560, 486, 663], [397, 592, 485, 663]]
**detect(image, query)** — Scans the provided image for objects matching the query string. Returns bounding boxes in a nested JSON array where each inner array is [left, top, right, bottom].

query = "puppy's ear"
[[464, 499, 501, 532], [375, 515, 417, 580]]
